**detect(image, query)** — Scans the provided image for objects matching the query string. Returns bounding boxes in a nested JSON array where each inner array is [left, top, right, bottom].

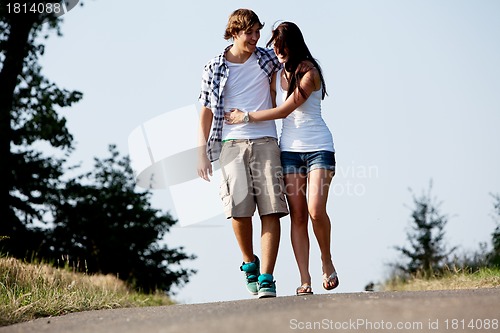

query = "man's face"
[[233, 23, 261, 54]]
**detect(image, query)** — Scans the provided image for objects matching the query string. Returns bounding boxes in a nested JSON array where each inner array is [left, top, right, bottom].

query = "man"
[[197, 8, 288, 298]]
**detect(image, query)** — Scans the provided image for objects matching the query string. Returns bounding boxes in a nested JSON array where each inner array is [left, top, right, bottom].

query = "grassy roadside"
[[383, 267, 500, 291], [0, 257, 173, 327], [3, 258, 499, 328]]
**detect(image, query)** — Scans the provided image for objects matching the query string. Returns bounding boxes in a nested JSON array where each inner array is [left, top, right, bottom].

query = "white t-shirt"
[[277, 69, 335, 152], [222, 53, 277, 140]]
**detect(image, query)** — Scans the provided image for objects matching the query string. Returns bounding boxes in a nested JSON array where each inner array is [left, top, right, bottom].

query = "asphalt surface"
[[1, 288, 499, 333]]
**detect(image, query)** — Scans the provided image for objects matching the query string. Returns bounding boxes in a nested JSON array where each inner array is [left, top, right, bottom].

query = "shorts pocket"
[[219, 180, 231, 207]]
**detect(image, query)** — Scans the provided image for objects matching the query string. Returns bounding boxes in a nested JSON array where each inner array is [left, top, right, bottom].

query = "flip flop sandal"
[[323, 271, 339, 291], [296, 283, 313, 296]]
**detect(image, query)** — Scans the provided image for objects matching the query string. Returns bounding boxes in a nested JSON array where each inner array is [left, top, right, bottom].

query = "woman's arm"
[[225, 68, 320, 123]]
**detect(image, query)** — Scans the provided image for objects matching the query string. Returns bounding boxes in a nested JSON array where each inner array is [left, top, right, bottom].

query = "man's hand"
[[197, 153, 213, 182]]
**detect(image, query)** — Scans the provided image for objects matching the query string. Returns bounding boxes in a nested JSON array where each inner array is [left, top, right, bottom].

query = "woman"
[[225, 21, 339, 295]]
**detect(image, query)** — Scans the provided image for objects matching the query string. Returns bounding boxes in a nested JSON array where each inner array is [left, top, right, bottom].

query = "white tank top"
[[222, 53, 277, 140], [277, 69, 334, 152]]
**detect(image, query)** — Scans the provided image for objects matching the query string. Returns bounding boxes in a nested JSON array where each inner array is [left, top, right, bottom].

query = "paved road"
[[1, 288, 499, 333]]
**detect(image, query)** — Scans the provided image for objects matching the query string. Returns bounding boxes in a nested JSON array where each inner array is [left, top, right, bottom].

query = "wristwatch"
[[243, 112, 250, 123]]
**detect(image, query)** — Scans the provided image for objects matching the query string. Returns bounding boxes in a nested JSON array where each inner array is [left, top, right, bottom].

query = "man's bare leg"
[[232, 217, 254, 263], [260, 213, 281, 275]]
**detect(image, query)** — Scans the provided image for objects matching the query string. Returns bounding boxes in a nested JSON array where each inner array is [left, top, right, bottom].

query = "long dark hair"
[[266, 21, 327, 100]]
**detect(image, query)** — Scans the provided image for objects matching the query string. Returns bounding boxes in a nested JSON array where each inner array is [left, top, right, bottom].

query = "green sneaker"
[[240, 255, 260, 295], [257, 273, 276, 298]]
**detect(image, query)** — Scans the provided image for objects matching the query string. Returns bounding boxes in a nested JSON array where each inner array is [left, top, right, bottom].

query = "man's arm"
[[197, 106, 213, 181], [270, 72, 277, 108]]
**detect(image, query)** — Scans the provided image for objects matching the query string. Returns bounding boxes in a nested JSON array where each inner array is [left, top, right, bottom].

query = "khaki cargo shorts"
[[219, 137, 289, 219]]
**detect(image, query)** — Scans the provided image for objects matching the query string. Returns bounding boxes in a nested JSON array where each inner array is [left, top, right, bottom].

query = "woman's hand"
[[224, 109, 245, 124]]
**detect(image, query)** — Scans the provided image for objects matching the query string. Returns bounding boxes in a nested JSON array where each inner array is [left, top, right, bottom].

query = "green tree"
[[0, 2, 195, 292], [42, 145, 195, 292], [488, 193, 500, 267], [394, 183, 456, 276], [0, 1, 82, 255]]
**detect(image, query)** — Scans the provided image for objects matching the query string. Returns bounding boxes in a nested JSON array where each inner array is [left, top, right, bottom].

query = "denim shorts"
[[281, 150, 336, 175]]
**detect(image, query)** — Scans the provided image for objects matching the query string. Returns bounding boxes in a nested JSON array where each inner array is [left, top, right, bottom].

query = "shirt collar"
[[220, 44, 263, 63]]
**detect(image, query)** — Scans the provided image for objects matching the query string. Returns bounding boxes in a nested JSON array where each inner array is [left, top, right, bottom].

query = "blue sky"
[[39, 0, 500, 303]]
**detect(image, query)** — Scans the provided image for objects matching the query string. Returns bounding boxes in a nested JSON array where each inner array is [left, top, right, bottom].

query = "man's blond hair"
[[224, 9, 264, 40]]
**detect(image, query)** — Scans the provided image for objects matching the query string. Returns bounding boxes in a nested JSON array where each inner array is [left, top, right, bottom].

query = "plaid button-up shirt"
[[198, 45, 281, 162]]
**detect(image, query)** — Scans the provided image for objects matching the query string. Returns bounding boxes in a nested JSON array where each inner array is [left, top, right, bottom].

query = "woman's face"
[[274, 45, 289, 64]]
